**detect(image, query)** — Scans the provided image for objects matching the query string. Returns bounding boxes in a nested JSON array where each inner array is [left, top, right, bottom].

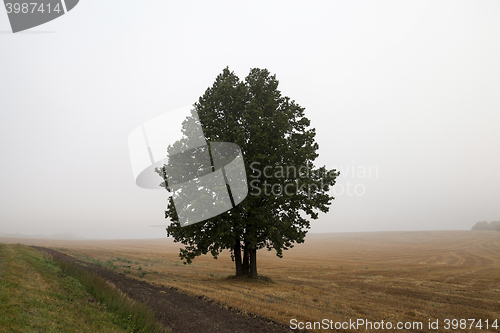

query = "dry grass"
[[4, 230, 500, 332]]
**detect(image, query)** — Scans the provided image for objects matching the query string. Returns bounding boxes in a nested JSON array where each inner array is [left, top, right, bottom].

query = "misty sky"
[[1, 1, 499, 239]]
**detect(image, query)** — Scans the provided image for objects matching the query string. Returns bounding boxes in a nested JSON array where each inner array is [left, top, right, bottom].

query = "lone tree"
[[157, 67, 339, 277]]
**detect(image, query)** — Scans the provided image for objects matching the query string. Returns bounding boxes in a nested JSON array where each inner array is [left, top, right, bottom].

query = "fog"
[[1, 1, 499, 239]]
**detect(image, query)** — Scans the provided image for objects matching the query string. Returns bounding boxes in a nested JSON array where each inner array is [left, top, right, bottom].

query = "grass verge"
[[0, 243, 126, 333], [56, 258, 166, 333], [0, 243, 167, 333]]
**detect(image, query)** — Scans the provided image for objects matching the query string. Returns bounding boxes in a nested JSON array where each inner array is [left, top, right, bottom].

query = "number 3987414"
[[5, 2, 62, 14]]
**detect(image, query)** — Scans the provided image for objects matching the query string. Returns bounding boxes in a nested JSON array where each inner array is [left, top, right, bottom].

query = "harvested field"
[[3, 230, 500, 332]]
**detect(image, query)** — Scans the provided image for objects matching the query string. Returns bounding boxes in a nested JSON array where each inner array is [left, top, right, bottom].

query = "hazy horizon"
[[1, 229, 492, 242], [1, 1, 499, 239]]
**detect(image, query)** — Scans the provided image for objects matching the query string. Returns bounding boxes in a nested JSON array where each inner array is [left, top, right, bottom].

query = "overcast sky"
[[1, 1, 499, 239]]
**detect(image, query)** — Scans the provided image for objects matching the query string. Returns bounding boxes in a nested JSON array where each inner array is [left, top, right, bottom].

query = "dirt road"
[[33, 246, 296, 333]]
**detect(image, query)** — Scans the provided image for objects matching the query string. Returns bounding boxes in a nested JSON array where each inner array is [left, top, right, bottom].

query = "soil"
[[32, 246, 296, 333]]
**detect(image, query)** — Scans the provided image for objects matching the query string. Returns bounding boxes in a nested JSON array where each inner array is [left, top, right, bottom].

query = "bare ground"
[[32, 246, 297, 333]]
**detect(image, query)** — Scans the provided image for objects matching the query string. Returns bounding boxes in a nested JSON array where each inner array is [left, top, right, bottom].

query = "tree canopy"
[[471, 220, 500, 231], [156, 67, 339, 277]]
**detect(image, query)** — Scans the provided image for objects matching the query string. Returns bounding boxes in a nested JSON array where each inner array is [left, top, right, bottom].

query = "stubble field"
[[3, 230, 500, 332]]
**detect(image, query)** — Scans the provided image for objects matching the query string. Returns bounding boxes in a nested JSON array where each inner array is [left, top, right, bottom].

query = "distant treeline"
[[0, 232, 83, 239], [471, 220, 500, 231]]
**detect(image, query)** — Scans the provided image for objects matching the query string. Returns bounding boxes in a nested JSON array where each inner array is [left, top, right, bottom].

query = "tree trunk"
[[234, 241, 243, 277], [242, 241, 250, 276], [249, 248, 257, 278]]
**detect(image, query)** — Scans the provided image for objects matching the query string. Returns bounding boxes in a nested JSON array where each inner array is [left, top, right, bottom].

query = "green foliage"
[[158, 67, 339, 275]]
